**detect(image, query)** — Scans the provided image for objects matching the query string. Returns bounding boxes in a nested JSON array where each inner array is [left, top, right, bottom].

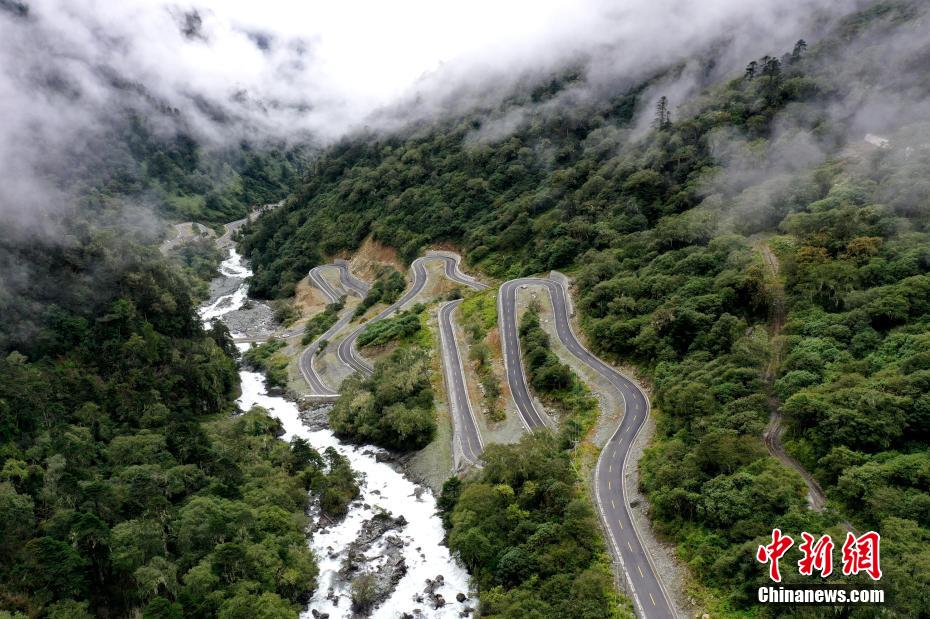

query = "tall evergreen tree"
[[791, 38, 808, 63], [653, 96, 671, 130]]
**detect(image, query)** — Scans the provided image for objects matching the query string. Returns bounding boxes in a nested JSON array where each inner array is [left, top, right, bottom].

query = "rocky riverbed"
[[200, 248, 276, 337]]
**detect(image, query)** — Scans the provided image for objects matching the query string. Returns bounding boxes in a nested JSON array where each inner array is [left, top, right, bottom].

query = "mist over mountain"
[[0, 0, 869, 234]]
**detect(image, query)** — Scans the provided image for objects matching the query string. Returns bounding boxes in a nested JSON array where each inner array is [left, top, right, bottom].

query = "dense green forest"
[[0, 216, 367, 616], [89, 116, 308, 224], [0, 91, 324, 615], [330, 347, 436, 451], [240, 2, 930, 615]]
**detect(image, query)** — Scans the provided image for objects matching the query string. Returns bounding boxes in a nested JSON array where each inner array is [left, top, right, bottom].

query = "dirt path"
[[758, 243, 827, 512]]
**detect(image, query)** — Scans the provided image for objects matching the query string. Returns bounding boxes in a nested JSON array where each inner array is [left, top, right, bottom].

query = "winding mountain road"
[[337, 254, 486, 378], [308, 266, 343, 304], [333, 259, 371, 297], [498, 277, 677, 619], [758, 244, 827, 512], [431, 251, 489, 291], [298, 264, 368, 399], [438, 299, 485, 467]]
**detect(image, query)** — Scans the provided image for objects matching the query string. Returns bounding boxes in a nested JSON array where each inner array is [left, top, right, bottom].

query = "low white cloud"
[[0, 0, 875, 231]]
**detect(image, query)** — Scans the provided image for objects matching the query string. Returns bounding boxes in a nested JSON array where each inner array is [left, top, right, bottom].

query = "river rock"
[[221, 302, 276, 337], [338, 512, 409, 610], [456, 592, 466, 603], [298, 405, 331, 431]]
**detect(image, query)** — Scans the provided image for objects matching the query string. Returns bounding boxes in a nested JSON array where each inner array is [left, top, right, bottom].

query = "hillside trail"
[[757, 242, 827, 512]]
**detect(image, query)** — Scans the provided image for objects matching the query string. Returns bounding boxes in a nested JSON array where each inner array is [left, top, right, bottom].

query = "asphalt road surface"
[[337, 254, 484, 378], [497, 280, 552, 430], [337, 258, 428, 376], [438, 299, 485, 467], [298, 263, 368, 399], [429, 251, 489, 291], [303, 254, 487, 470], [498, 276, 677, 619], [334, 259, 371, 297], [308, 266, 342, 304]]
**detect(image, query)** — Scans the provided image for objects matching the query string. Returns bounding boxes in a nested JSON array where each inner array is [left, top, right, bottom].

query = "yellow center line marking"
[[620, 520, 624, 529], [609, 463, 612, 473], [638, 565, 644, 578], [611, 499, 616, 509], [627, 541, 633, 552], [650, 593, 656, 606], [608, 480, 612, 490]]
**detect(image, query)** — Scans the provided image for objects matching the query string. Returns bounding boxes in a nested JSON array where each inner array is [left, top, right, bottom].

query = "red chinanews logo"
[[756, 529, 882, 582]]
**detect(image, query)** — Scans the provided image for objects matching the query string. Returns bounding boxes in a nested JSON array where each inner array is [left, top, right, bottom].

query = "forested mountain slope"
[[69, 114, 307, 225], [0, 216, 327, 617], [240, 2, 930, 614]]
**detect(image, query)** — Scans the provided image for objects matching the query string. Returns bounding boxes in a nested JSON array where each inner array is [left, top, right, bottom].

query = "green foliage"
[[296, 441, 360, 517], [170, 236, 226, 300], [0, 228, 326, 616], [460, 290, 505, 421], [241, 339, 289, 388], [271, 300, 301, 327], [459, 290, 498, 341], [302, 298, 345, 345], [519, 306, 598, 447], [329, 348, 436, 451], [440, 433, 628, 618], [357, 304, 424, 348], [350, 573, 379, 613], [352, 268, 406, 319], [117, 117, 307, 224]]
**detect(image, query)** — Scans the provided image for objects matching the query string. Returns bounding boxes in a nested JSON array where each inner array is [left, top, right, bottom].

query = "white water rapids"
[[199, 247, 476, 618], [199, 248, 252, 323]]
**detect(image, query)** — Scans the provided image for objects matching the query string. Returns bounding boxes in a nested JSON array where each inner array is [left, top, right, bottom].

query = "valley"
[[3, 0, 929, 617]]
